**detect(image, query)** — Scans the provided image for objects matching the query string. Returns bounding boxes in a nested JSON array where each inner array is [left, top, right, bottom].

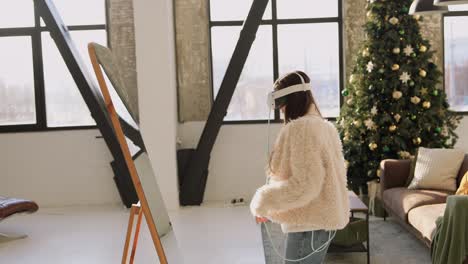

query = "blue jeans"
[[284, 230, 333, 264]]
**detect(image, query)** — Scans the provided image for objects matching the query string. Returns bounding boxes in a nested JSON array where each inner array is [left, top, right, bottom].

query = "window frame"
[[442, 10, 468, 115], [207, 0, 344, 124], [0, 1, 109, 133]]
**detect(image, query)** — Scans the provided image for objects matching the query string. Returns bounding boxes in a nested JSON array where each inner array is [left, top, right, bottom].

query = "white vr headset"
[[267, 73, 310, 110]]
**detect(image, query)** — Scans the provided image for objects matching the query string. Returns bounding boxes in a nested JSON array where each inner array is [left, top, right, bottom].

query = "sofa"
[[380, 154, 468, 247]]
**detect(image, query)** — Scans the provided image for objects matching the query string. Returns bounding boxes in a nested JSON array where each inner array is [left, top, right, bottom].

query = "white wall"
[[179, 117, 468, 203], [133, 0, 179, 210], [0, 129, 120, 207], [178, 122, 282, 202]]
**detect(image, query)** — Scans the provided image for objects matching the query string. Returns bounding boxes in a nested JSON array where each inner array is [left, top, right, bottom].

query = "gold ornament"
[[411, 96, 421, 104], [362, 48, 370, 57], [392, 64, 400, 71], [389, 125, 397, 132], [389, 17, 399, 25], [413, 137, 422, 145], [349, 74, 356, 84], [419, 45, 427, 53], [393, 90, 403, 100], [398, 151, 411, 159], [423, 101, 431, 109], [356, 90, 363, 96], [353, 120, 362, 127], [347, 98, 354, 105], [420, 87, 428, 95], [394, 114, 401, 122], [419, 69, 427, 77], [367, 11, 374, 19], [369, 142, 378, 151], [393, 47, 401, 54]]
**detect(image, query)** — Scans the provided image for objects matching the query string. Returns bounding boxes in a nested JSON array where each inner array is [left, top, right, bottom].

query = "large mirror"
[[88, 42, 182, 263]]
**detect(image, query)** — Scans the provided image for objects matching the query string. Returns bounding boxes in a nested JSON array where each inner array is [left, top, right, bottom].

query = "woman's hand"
[[255, 216, 269, 224]]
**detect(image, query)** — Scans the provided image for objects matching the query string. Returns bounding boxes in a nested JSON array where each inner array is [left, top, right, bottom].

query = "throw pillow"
[[456, 172, 468, 195], [405, 150, 419, 187], [408, 148, 465, 192]]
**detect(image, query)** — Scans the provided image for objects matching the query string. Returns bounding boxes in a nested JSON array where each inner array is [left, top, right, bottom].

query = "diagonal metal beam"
[[179, 0, 270, 205], [34, 0, 138, 207]]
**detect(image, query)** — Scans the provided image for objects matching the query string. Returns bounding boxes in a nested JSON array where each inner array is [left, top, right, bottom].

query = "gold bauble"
[[423, 101, 431, 109], [369, 142, 378, 151], [347, 98, 354, 105], [393, 47, 401, 54], [419, 69, 427, 77], [419, 45, 427, 53], [362, 48, 370, 57], [353, 120, 362, 127], [413, 137, 422, 145], [392, 64, 400, 71], [389, 125, 397, 132]]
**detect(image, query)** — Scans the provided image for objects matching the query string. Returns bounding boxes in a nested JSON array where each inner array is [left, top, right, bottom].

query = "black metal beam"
[[179, 0, 270, 206], [34, 0, 137, 207]]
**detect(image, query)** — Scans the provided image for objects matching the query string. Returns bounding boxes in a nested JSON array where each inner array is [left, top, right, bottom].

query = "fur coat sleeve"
[[250, 118, 326, 217]]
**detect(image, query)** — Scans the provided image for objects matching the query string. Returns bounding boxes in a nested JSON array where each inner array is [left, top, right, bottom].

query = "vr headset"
[[267, 73, 310, 110]]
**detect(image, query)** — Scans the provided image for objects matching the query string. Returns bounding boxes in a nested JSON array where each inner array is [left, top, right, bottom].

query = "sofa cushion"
[[408, 203, 446, 242], [408, 148, 465, 192], [383, 187, 452, 220]]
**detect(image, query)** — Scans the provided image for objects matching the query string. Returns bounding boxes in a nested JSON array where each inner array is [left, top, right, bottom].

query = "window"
[[443, 5, 468, 113], [209, 0, 343, 121], [0, 0, 107, 132]]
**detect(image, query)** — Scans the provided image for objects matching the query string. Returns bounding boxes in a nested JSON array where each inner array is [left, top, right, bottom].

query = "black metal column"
[[179, 0, 270, 205], [34, 0, 138, 207]]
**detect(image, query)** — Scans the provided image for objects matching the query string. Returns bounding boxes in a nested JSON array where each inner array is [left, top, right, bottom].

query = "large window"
[[209, 0, 343, 122], [0, 0, 107, 132], [443, 5, 468, 113]]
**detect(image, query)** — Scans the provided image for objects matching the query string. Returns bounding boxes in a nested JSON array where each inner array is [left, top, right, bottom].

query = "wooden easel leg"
[[122, 205, 138, 264], [129, 207, 144, 264]]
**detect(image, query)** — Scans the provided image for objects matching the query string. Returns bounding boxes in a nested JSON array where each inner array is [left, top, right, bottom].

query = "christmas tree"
[[337, 0, 461, 190]]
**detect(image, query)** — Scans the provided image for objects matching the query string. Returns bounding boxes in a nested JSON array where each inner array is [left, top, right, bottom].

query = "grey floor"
[[262, 216, 431, 264]]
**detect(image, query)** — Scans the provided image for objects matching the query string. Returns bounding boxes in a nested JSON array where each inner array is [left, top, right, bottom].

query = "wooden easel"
[[122, 202, 143, 264], [88, 43, 169, 264]]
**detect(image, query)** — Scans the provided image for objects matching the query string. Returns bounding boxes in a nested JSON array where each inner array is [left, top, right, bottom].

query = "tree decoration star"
[[400, 72, 411, 84], [403, 45, 414, 56], [371, 106, 378, 115], [366, 61, 375, 73], [421, 87, 428, 95], [365, 118, 376, 130]]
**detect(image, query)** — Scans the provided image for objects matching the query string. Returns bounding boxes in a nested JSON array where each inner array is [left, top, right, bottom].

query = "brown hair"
[[268, 71, 322, 174], [273, 71, 322, 123]]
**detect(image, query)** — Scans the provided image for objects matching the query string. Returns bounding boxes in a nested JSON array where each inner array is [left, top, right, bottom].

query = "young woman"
[[250, 71, 350, 264]]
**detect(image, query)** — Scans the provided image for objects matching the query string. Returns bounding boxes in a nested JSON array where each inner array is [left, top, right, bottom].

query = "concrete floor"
[[0, 204, 264, 264]]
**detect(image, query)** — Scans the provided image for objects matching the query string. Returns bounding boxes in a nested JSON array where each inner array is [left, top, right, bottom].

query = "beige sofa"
[[380, 155, 468, 247]]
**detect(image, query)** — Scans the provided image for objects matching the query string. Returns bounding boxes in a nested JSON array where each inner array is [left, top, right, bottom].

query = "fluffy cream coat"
[[250, 110, 350, 233]]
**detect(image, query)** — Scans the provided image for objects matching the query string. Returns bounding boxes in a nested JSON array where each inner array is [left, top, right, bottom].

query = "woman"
[[250, 71, 350, 264]]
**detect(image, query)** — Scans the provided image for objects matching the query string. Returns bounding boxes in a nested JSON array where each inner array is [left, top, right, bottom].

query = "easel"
[[122, 202, 143, 264], [88, 43, 169, 264]]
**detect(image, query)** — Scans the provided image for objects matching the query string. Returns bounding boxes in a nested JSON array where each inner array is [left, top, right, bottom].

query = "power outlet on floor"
[[227, 198, 246, 207]]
